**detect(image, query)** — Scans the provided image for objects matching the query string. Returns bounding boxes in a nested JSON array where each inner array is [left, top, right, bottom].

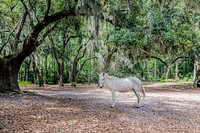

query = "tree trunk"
[[154, 60, 157, 78], [24, 60, 31, 81], [68, 66, 72, 82], [75, 56, 97, 84], [70, 64, 77, 87], [71, 64, 77, 83], [165, 65, 171, 80], [0, 8, 80, 92], [23, 66, 26, 81], [53, 60, 57, 84], [193, 61, 200, 87], [37, 56, 44, 87], [0, 59, 20, 92], [147, 60, 150, 79], [88, 59, 92, 85], [175, 61, 179, 80], [32, 58, 37, 84], [34, 55, 44, 87], [57, 59, 64, 86], [26, 62, 30, 81], [193, 63, 196, 85], [45, 56, 48, 84], [38, 68, 44, 87]]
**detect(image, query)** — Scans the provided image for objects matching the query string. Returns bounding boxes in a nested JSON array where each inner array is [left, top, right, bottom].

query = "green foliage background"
[[0, 0, 199, 85]]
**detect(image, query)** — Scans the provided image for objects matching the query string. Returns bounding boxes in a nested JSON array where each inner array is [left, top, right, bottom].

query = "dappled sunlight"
[[144, 82, 190, 87], [1, 82, 200, 132]]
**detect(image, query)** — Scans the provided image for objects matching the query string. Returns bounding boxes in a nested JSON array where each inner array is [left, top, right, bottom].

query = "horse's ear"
[[103, 72, 105, 76]]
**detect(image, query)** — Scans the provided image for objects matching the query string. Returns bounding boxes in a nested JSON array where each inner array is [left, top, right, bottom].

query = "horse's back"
[[106, 77, 133, 92], [128, 77, 143, 89], [106, 75, 143, 92]]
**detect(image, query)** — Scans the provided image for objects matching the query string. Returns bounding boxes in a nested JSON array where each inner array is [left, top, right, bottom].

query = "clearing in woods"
[[0, 82, 200, 132]]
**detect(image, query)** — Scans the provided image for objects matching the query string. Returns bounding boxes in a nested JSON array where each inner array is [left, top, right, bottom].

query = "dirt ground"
[[0, 82, 200, 133]]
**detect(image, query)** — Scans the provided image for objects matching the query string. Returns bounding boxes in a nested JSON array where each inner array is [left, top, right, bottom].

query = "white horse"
[[98, 73, 145, 108]]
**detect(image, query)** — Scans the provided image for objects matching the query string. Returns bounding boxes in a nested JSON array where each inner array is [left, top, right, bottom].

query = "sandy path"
[[0, 83, 200, 133]]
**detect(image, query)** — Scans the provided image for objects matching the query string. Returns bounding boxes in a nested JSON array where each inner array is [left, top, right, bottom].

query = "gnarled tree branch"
[[20, 0, 34, 29], [12, 9, 28, 52], [75, 56, 97, 80], [0, 21, 20, 53]]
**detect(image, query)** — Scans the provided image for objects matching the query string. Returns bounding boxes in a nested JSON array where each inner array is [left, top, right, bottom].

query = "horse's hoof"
[[111, 105, 115, 108], [135, 105, 140, 108]]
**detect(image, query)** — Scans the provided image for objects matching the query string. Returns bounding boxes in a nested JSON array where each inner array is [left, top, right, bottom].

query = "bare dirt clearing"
[[0, 83, 200, 133]]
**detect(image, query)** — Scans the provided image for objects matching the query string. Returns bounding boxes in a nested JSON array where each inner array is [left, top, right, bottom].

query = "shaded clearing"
[[0, 83, 200, 132]]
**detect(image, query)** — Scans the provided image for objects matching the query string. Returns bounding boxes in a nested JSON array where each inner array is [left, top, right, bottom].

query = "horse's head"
[[98, 73, 105, 89]]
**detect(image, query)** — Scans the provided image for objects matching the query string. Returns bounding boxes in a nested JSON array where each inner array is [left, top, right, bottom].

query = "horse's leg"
[[132, 89, 141, 108], [111, 91, 116, 108]]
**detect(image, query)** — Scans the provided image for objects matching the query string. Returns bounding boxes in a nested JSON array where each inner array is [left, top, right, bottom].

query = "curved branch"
[[21, 0, 34, 28], [14, 9, 76, 64], [76, 33, 94, 61], [0, 21, 20, 53], [75, 56, 97, 80], [0, 31, 14, 53], [139, 47, 168, 67], [143, 55, 168, 67], [28, 0, 40, 22], [39, 23, 58, 44], [171, 56, 193, 64], [103, 46, 117, 72]]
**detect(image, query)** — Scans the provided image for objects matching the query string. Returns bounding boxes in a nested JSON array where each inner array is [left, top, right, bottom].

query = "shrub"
[[18, 80, 32, 86], [70, 82, 77, 87]]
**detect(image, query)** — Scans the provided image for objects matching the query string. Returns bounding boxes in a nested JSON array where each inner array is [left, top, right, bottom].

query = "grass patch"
[[70, 82, 77, 87], [18, 80, 32, 86]]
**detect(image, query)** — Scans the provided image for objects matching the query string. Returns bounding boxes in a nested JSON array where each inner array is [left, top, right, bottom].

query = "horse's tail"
[[141, 83, 146, 99]]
